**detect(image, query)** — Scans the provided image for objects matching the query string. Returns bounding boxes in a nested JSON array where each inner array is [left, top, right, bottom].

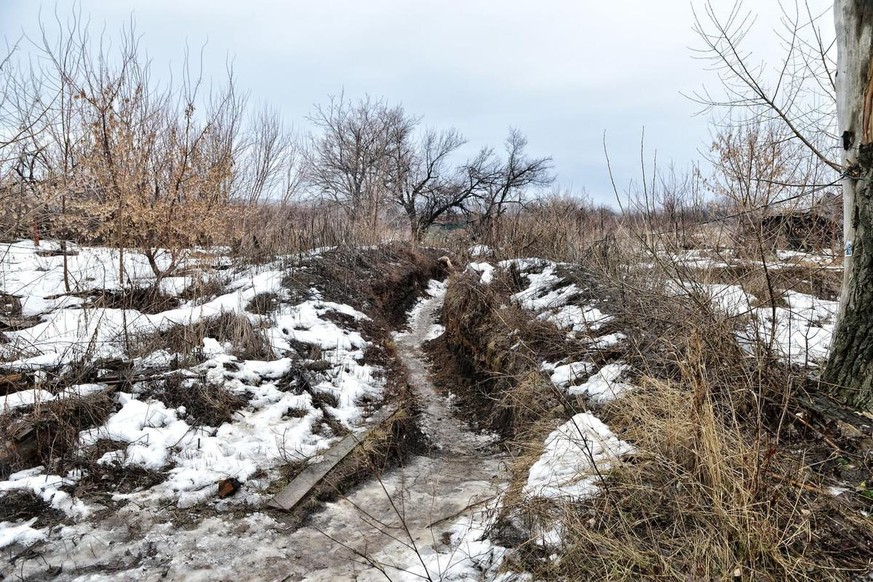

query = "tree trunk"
[[824, 0, 873, 409], [407, 209, 425, 244]]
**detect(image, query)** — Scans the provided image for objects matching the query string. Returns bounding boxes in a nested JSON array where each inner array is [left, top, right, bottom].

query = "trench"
[[262, 283, 508, 581], [2, 266, 513, 581]]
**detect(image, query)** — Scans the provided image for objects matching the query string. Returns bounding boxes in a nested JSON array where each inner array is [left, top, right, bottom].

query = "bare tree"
[[463, 128, 554, 244], [385, 126, 467, 242], [304, 95, 412, 231], [234, 104, 301, 205], [304, 95, 492, 242], [3, 12, 248, 285], [693, 1, 873, 408], [691, 1, 839, 172]]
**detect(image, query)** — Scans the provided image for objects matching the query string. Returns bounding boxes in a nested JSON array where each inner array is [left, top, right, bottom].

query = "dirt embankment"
[[427, 267, 578, 440], [284, 243, 452, 327]]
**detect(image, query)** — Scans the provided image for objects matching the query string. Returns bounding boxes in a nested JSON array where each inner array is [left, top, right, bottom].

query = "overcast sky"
[[0, 1, 834, 205]]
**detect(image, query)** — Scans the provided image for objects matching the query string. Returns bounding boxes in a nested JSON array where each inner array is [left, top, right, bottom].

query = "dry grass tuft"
[[246, 291, 281, 315], [147, 374, 248, 428], [528, 367, 873, 581], [129, 311, 273, 362], [1, 390, 115, 475], [0, 489, 65, 527], [178, 276, 228, 303], [87, 287, 181, 314]]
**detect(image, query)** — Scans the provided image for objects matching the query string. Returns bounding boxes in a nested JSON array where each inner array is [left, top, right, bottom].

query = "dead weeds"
[[431, 271, 579, 439], [1, 390, 114, 476], [145, 374, 248, 428], [0, 489, 64, 528], [129, 311, 273, 362], [86, 287, 180, 314], [535, 373, 873, 581], [282, 243, 451, 327]]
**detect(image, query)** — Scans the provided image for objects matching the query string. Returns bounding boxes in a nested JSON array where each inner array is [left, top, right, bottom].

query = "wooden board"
[[268, 405, 399, 512]]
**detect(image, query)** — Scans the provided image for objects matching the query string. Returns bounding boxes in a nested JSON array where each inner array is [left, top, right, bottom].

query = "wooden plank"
[[268, 432, 363, 511], [268, 405, 399, 512]]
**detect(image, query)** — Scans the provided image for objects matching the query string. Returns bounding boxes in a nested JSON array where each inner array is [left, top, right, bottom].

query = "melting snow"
[[567, 363, 634, 404], [525, 412, 634, 500], [468, 261, 496, 284], [546, 361, 594, 390], [0, 242, 390, 554]]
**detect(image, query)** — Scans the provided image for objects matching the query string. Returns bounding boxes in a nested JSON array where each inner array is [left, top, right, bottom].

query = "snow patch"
[[525, 412, 633, 500], [567, 363, 634, 404], [468, 262, 495, 284]]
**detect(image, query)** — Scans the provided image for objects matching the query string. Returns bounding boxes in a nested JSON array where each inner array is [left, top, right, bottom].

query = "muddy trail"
[[262, 283, 506, 581]]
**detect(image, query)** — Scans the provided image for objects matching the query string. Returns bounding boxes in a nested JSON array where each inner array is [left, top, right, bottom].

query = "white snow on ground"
[[774, 249, 840, 268], [662, 249, 731, 270], [543, 304, 611, 333], [418, 502, 509, 581], [0, 518, 44, 549], [567, 363, 635, 404], [498, 258, 613, 334], [499, 259, 571, 310], [0, 467, 90, 519], [1, 241, 175, 304], [0, 467, 91, 546], [272, 299, 367, 351], [470, 244, 493, 258], [468, 261, 496, 284], [2, 388, 55, 410], [525, 412, 634, 500], [702, 283, 753, 317], [401, 279, 447, 341], [0, 241, 390, 553], [1, 268, 286, 368], [363, 499, 510, 582], [544, 361, 594, 390], [591, 331, 626, 349], [751, 291, 837, 365], [2, 383, 109, 411], [670, 279, 837, 367], [665, 281, 752, 317]]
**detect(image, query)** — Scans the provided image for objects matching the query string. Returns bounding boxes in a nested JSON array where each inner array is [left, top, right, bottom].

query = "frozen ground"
[[0, 242, 843, 580], [0, 241, 397, 578], [0, 244, 514, 581]]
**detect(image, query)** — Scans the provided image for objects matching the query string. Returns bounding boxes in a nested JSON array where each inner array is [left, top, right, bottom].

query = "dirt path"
[[268, 282, 507, 581], [394, 283, 497, 458], [246, 283, 507, 580]]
